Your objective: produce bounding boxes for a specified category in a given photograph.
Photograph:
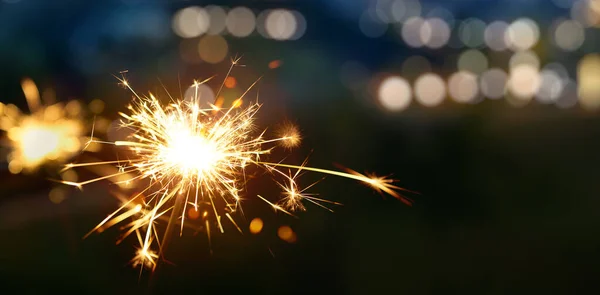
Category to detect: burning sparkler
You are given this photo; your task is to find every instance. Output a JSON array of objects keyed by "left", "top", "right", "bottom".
[
  {"left": 63, "top": 59, "right": 413, "bottom": 270},
  {"left": 0, "top": 78, "right": 88, "bottom": 174}
]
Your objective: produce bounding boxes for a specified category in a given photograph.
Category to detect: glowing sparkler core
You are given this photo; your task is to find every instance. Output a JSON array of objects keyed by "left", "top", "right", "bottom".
[
  {"left": 1, "top": 79, "right": 85, "bottom": 174},
  {"left": 63, "top": 61, "right": 412, "bottom": 271}
]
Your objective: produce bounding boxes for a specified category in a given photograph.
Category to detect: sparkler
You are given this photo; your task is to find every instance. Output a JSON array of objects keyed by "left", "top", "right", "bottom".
[
  {"left": 0, "top": 78, "right": 86, "bottom": 174},
  {"left": 63, "top": 59, "right": 413, "bottom": 271}
]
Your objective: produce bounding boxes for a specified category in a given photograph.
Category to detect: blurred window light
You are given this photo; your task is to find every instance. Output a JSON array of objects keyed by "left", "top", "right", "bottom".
[
  {"left": 421, "top": 18, "right": 451, "bottom": 49},
  {"left": 172, "top": 6, "right": 210, "bottom": 38},
  {"left": 480, "top": 68, "right": 508, "bottom": 99},
  {"left": 206, "top": 5, "right": 227, "bottom": 35},
  {"left": 508, "top": 64, "right": 541, "bottom": 101},
  {"left": 360, "top": 10, "right": 388, "bottom": 38},
  {"left": 226, "top": 7, "right": 256, "bottom": 37},
  {"left": 506, "top": 18, "right": 540, "bottom": 51},
  {"left": 484, "top": 21, "right": 510, "bottom": 51},
  {"left": 509, "top": 50, "right": 540, "bottom": 70},
  {"left": 448, "top": 71, "right": 479, "bottom": 103},
  {"left": 458, "top": 49, "right": 488, "bottom": 74},
  {"left": 378, "top": 76, "right": 412, "bottom": 111},
  {"left": 552, "top": 19, "right": 585, "bottom": 51},
  {"left": 415, "top": 73, "right": 446, "bottom": 107},
  {"left": 391, "top": 0, "right": 421, "bottom": 23},
  {"left": 265, "top": 9, "right": 298, "bottom": 40},
  {"left": 536, "top": 69, "right": 565, "bottom": 103},
  {"left": 458, "top": 18, "right": 486, "bottom": 48},
  {"left": 401, "top": 17, "right": 426, "bottom": 47},
  {"left": 198, "top": 35, "right": 228, "bottom": 64},
  {"left": 578, "top": 54, "right": 600, "bottom": 110}
]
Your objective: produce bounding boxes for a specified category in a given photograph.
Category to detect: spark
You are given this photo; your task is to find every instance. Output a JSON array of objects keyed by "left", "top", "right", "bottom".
[
  {"left": 0, "top": 78, "right": 86, "bottom": 174},
  {"left": 63, "top": 60, "right": 412, "bottom": 272}
]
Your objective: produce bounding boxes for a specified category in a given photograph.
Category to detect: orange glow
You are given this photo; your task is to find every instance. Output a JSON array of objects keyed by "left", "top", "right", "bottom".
[
  {"left": 269, "top": 60, "right": 282, "bottom": 69},
  {"left": 188, "top": 208, "right": 201, "bottom": 220},
  {"left": 277, "top": 225, "right": 297, "bottom": 243},
  {"left": 249, "top": 218, "right": 264, "bottom": 234},
  {"left": 224, "top": 76, "right": 237, "bottom": 88}
]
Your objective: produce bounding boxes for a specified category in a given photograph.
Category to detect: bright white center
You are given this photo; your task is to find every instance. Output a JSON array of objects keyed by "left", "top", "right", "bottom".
[{"left": 164, "top": 130, "right": 221, "bottom": 174}]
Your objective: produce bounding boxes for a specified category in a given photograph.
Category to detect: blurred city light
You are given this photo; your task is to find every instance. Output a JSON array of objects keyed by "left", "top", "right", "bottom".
[
  {"left": 172, "top": 6, "right": 209, "bottom": 38},
  {"left": 226, "top": 7, "right": 256, "bottom": 37},
  {"left": 414, "top": 73, "right": 446, "bottom": 107},
  {"left": 378, "top": 76, "right": 412, "bottom": 111},
  {"left": 578, "top": 54, "right": 600, "bottom": 110},
  {"left": 448, "top": 71, "right": 479, "bottom": 104}
]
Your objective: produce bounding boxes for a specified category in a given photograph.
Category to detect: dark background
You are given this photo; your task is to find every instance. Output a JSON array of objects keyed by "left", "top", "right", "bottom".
[{"left": 2, "top": 0, "right": 600, "bottom": 294}]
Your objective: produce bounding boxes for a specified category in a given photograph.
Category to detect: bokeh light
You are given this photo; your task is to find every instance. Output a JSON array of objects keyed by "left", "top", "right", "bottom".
[
  {"left": 578, "top": 54, "right": 600, "bottom": 110},
  {"left": 401, "top": 17, "right": 426, "bottom": 47},
  {"left": 206, "top": 5, "right": 227, "bottom": 35},
  {"left": 458, "top": 49, "right": 488, "bottom": 74},
  {"left": 536, "top": 69, "right": 564, "bottom": 103},
  {"left": 507, "top": 64, "right": 541, "bottom": 102},
  {"left": 509, "top": 50, "right": 540, "bottom": 70},
  {"left": 421, "top": 18, "right": 451, "bottom": 49},
  {"left": 458, "top": 18, "right": 486, "bottom": 48},
  {"left": 448, "top": 71, "right": 479, "bottom": 103},
  {"left": 484, "top": 21, "right": 509, "bottom": 51},
  {"left": 480, "top": 68, "right": 508, "bottom": 99},
  {"left": 552, "top": 19, "right": 585, "bottom": 51},
  {"left": 172, "top": 6, "right": 209, "bottom": 38},
  {"left": 378, "top": 76, "right": 412, "bottom": 111},
  {"left": 265, "top": 9, "right": 298, "bottom": 40},
  {"left": 414, "top": 73, "right": 446, "bottom": 107},
  {"left": 198, "top": 35, "right": 228, "bottom": 64},
  {"left": 226, "top": 7, "right": 256, "bottom": 37},
  {"left": 506, "top": 18, "right": 540, "bottom": 51}
]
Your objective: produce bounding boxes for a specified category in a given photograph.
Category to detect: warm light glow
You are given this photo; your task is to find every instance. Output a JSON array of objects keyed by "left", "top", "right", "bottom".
[
  {"left": 172, "top": 6, "right": 209, "bottom": 38},
  {"left": 578, "top": 54, "right": 600, "bottom": 110},
  {"left": 63, "top": 62, "right": 412, "bottom": 271},
  {"left": 277, "top": 225, "right": 297, "bottom": 243},
  {"left": 414, "top": 73, "right": 446, "bottom": 107},
  {"left": 378, "top": 76, "right": 412, "bottom": 111},
  {"left": 507, "top": 64, "right": 541, "bottom": 103},
  {"left": 448, "top": 71, "right": 479, "bottom": 103},
  {"left": 249, "top": 218, "right": 263, "bottom": 234},
  {"left": 506, "top": 18, "right": 539, "bottom": 51},
  {"left": 264, "top": 9, "right": 298, "bottom": 40},
  {"left": 198, "top": 35, "right": 228, "bottom": 64},
  {"left": 1, "top": 79, "right": 85, "bottom": 174}
]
